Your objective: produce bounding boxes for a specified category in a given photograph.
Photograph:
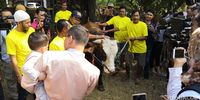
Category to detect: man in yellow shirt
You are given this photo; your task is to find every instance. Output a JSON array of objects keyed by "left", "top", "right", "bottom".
[
  {"left": 49, "top": 19, "right": 70, "bottom": 50},
  {"left": 122, "top": 10, "right": 148, "bottom": 84},
  {"left": 6, "top": 10, "right": 35, "bottom": 99},
  {"left": 55, "top": 1, "right": 72, "bottom": 23},
  {"left": 99, "top": 6, "right": 131, "bottom": 69}
]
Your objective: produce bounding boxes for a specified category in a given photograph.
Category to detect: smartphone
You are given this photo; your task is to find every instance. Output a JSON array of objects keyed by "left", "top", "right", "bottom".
[
  {"left": 132, "top": 93, "right": 147, "bottom": 100},
  {"left": 173, "top": 48, "right": 185, "bottom": 58}
]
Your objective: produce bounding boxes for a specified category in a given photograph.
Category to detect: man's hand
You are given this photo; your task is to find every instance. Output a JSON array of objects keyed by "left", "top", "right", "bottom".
[
  {"left": 173, "top": 47, "right": 187, "bottom": 68},
  {"left": 84, "top": 47, "right": 94, "bottom": 53},
  {"left": 173, "top": 58, "right": 187, "bottom": 68},
  {"left": 38, "top": 19, "right": 44, "bottom": 29},
  {"left": 160, "top": 95, "right": 168, "bottom": 100},
  {"left": 148, "top": 24, "right": 155, "bottom": 33},
  {"left": 17, "top": 75, "right": 22, "bottom": 84},
  {"left": 102, "top": 30, "right": 108, "bottom": 34},
  {"left": 127, "top": 37, "right": 135, "bottom": 41},
  {"left": 38, "top": 72, "right": 46, "bottom": 80}
]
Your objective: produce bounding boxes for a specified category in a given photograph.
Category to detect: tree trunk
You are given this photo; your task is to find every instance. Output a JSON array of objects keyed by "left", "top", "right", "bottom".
[{"left": 80, "top": 0, "right": 96, "bottom": 24}]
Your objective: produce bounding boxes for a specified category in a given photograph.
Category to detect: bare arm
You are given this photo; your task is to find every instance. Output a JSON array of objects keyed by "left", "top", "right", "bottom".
[
  {"left": 88, "top": 34, "right": 105, "bottom": 39},
  {"left": 104, "top": 28, "right": 119, "bottom": 33},
  {"left": 9, "top": 55, "right": 21, "bottom": 83},
  {"left": 98, "top": 22, "right": 108, "bottom": 27},
  {"left": 128, "top": 36, "right": 147, "bottom": 41}
]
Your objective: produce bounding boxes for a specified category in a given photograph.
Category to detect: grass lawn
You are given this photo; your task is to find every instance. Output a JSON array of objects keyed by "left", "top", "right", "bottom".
[{"left": 85, "top": 70, "right": 167, "bottom": 100}]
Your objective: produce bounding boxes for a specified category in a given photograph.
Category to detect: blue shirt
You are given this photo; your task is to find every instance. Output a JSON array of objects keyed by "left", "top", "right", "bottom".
[{"left": 0, "top": 30, "right": 10, "bottom": 62}]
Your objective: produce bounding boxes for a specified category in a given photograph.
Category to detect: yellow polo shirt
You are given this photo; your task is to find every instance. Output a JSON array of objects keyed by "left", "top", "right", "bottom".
[
  {"left": 6, "top": 27, "right": 35, "bottom": 75},
  {"left": 55, "top": 10, "right": 72, "bottom": 23},
  {"left": 49, "top": 36, "right": 65, "bottom": 51},
  {"left": 123, "top": 21, "right": 148, "bottom": 53},
  {"left": 106, "top": 16, "right": 131, "bottom": 42}
]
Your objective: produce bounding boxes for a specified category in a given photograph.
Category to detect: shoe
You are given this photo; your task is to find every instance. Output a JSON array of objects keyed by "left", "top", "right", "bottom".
[{"left": 97, "top": 85, "right": 105, "bottom": 92}]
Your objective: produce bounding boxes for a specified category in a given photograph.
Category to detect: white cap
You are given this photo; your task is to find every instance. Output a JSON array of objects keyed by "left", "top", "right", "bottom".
[
  {"left": 107, "top": 3, "right": 114, "bottom": 7},
  {"left": 14, "top": 10, "right": 30, "bottom": 22}
]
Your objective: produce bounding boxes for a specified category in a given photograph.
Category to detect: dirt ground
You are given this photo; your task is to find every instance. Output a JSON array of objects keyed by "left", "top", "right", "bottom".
[{"left": 85, "top": 70, "right": 167, "bottom": 100}]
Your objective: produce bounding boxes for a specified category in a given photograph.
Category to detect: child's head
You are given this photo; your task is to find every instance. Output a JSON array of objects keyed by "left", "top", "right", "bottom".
[{"left": 28, "top": 31, "right": 49, "bottom": 53}]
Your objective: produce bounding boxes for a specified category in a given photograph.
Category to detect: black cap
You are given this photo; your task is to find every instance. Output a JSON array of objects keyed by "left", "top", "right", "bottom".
[{"left": 72, "top": 10, "right": 82, "bottom": 19}]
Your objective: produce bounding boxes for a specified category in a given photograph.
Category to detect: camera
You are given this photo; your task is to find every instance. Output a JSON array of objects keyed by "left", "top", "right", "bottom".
[{"left": 173, "top": 47, "right": 186, "bottom": 58}]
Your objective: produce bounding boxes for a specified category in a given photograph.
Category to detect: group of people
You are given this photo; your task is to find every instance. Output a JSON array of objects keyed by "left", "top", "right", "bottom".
[
  {"left": 1, "top": 1, "right": 200, "bottom": 100},
  {"left": 0, "top": 1, "right": 102, "bottom": 100}
]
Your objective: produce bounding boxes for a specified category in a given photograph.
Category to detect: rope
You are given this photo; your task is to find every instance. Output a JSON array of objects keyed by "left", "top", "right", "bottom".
[{"left": 92, "top": 54, "right": 112, "bottom": 73}]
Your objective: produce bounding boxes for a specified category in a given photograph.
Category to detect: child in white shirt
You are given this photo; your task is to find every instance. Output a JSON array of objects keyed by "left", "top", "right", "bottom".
[{"left": 21, "top": 31, "right": 49, "bottom": 100}]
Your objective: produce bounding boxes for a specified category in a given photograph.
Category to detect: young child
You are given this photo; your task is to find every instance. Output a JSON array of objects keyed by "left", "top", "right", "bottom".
[{"left": 21, "top": 31, "right": 49, "bottom": 100}]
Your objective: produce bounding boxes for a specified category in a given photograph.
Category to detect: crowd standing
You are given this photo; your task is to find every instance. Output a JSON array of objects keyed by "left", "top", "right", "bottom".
[{"left": 0, "top": 1, "right": 200, "bottom": 100}]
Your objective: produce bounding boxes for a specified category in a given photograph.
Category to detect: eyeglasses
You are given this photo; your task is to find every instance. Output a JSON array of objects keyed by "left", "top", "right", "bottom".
[
  {"left": 108, "top": 6, "right": 114, "bottom": 9},
  {"left": 74, "top": 17, "right": 81, "bottom": 21}
]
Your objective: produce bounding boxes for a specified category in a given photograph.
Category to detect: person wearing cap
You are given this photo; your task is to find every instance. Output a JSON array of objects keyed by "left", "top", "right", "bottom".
[
  {"left": 49, "top": 19, "right": 70, "bottom": 50},
  {"left": 104, "top": 3, "right": 115, "bottom": 17},
  {"left": 54, "top": 1, "right": 72, "bottom": 23},
  {"left": 68, "top": 10, "right": 105, "bottom": 39},
  {"left": 102, "top": 3, "right": 117, "bottom": 38},
  {"left": 0, "top": 8, "right": 18, "bottom": 100},
  {"left": 6, "top": 10, "right": 35, "bottom": 100},
  {"left": 68, "top": 10, "right": 82, "bottom": 27}
]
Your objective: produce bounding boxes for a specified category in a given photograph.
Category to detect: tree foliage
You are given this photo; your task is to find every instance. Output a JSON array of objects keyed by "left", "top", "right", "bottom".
[{"left": 97, "top": 0, "right": 187, "bottom": 14}]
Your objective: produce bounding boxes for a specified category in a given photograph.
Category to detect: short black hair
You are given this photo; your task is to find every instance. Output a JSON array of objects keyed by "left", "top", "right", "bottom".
[
  {"left": 36, "top": 7, "right": 47, "bottom": 14},
  {"left": 146, "top": 9, "right": 155, "bottom": 15},
  {"left": 56, "top": 19, "right": 69, "bottom": 33},
  {"left": 28, "top": 32, "right": 49, "bottom": 50},
  {"left": 119, "top": 5, "right": 126, "bottom": 10},
  {"left": 1, "top": 7, "right": 12, "bottom": 13},
  {"left": 131, "top": 9, "right": 140, "bottom": 16},
  {"left": 67, "top": 25, "right": 89, "bottom": 45}
]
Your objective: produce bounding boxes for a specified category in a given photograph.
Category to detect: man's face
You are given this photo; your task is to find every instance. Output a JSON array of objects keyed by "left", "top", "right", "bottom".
[
  {"left": 71, "top": 17, "right": 80, "bottom": 25},
  {"left": 108, "top": 6, "right": 114, "bottom": 12},
  {"left": 37, "top": 11, "right": 46, "bottom": 21},
  {"left": 119, "top": 8, "right": 126, "bottom": 17},
  {"left": 2, "top": 11, "right": 13, "bottom": 24},
  {"left": 21, "top": 18, "right": 31, "bottom": 33},
  {"left": 132, "top": 11, "right": 140, "bottom": 23},
  {"left": 145, "top": 11, "right": 154, "bottom": 21},
  {"left": 61, "top": 2, "right": 67, "bottom": 10},
  {"left": 64, "top": 34, "right": 73, "bottom": 50}
]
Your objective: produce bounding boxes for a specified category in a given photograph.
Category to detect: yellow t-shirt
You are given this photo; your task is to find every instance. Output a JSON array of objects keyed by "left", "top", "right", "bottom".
[
  {"left": 49, "top": 36, "right": 65, "bottom": 51},
  {"left": 55, "top": 10, "right": 72, "bottom": 23},
  {"left": 6, "top": 27, "right": 35, "bottom": 75},
  {"left": 124, "top": 21, "right": 148, "bottom": 53},
  {"left": 106, "top": 16, "right": 131, "bottom": 42}
]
